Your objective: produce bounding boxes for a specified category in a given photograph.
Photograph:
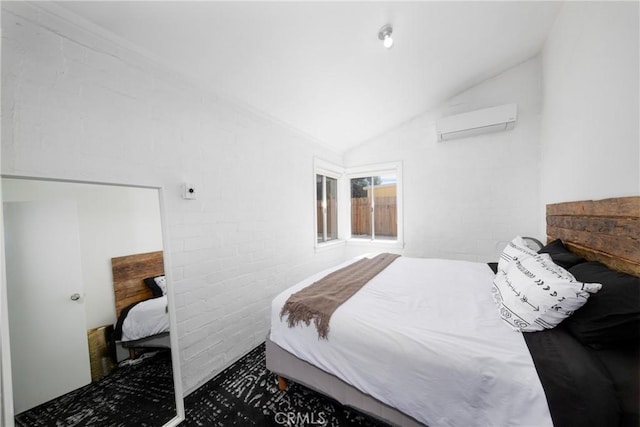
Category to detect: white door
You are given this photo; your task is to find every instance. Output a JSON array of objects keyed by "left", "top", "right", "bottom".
[{"left": 4, "top": 200, "right": 91, "bottom": 414}]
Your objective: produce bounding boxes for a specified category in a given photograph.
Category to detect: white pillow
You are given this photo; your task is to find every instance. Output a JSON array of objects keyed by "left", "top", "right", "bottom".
[
  {"left": 154, "top": 275, "right": 167, "bottom": 295},
  {"left": 497, "top": 236, "right": 538, "bottom": 273},
  {"left": 492, "top": 253, "right": 602, "bottom": 332}
]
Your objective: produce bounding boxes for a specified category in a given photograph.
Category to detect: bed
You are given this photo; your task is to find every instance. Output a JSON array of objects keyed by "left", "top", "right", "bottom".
[
  {"left": 111, "top": 251, "right": 171, "bottom": 351},
  {"left": 267, "top": 196, "right": 639, "bottom": 427}
]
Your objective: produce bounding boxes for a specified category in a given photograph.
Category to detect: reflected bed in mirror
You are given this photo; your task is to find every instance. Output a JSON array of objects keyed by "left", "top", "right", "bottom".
[
  {"left": 112, "top": 251, "right": 171, "bottom": 358},
  {"left": 1, "top": 176, "right": 184, "bottom": 427}
]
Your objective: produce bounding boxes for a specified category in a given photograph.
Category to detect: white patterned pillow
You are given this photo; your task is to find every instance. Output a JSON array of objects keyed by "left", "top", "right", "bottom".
[
  {"left": 492, "top": 253, "right": 602, "bottom": 332},
  {"left": 154, "top": 275, "right": 167, "bottom": 295},
  {"left": 497, "top": 236, "right": 538, "bottom": 273}
]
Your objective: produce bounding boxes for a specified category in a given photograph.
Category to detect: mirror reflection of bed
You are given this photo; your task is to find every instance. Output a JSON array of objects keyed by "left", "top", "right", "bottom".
[
  {"left": 2, "top": 177, "right": 181, "bottom": 426},
  {"left": 112, "top": 250, "right": 171, "bottom": 361}
]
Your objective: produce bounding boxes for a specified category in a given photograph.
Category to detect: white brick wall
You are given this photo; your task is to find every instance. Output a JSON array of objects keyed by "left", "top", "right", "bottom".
[
  {"left": 344, "top": 58, "right": 544, "bottom": 263},
  {"left": 1, "top": 3, "right": 346, "bottom": 395}
]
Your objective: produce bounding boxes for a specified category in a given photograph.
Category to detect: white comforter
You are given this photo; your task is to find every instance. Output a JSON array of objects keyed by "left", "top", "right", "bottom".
[
  {"left": 121, "top": 295, "right": 170, "bottom": 342},
  {"left": 270, "top": 256, "right": 552, "bottom": 427}
]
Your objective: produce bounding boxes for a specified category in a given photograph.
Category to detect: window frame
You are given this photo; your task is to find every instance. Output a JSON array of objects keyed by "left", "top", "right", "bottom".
[
  {"left": 346, "top": 161, "right": 403, "bottom": 248},
  {"left": 314, "top": 158, "right": 345, "bottom": 250},
  {"left": 313, "top": 159, "right": 403, "bottom": 250}
]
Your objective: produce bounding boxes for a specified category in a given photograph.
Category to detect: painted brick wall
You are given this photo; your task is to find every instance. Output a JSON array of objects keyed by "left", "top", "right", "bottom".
[
  {"left": 344, "top": 58, "right": 543, "bottom": 262},
  {"left": 1, "top": 2, "right": 346, "bottom": 394}
]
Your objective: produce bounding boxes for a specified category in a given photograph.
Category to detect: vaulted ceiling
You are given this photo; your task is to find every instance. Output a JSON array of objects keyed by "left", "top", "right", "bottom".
[{"left": 54, "top": 1, "right": 562, "bottom": 153}]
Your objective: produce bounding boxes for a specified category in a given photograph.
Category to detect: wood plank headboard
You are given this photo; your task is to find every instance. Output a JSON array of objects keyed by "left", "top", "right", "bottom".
[
  {"left": 111, "top": 251, "right": 164, "bottom": 317},
  {"left": 546, "top": 196, "right": 640, "bottom": 277}
]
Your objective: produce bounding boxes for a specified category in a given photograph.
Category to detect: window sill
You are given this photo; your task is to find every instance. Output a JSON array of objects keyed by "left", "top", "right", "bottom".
[
  {"left": 315, "top": 239, "right": 346, "bottom": 252},
  {"left": 347, "top": 238, "right": 404, "bottom": 250}
]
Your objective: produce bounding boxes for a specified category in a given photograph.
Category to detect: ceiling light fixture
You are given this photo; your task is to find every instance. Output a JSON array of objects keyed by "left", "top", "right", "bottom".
[{"left": 378, "top": 24, "right": 393, "bottom": 49}]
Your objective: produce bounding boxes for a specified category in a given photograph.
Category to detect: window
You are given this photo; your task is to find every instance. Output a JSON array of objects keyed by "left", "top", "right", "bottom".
[
  {"left": 314, "top": 159, "right": 402, "bottom": 248},
  {"left": 350, "top": 173, "right": 398, "bottom": 240},
  {"left": 316, "top": 173, "right": 338, "bottom": 243}
]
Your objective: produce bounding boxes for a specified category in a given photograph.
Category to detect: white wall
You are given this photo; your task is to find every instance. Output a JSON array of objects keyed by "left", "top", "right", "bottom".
[
  {"left": 1, "top": 2, "right": 346, "bottom": 395},
  {"left": 1, "top": 179, "right": 163, "bottom": 329},
  {"left": 540, "top": 2, "right": 639, "bottom": 207},
  {"left": 345, "top": 1, "right": 639, "bottom": 258},
  {"left": 344, "top": 57, "right": 543, "bottom": 262}
]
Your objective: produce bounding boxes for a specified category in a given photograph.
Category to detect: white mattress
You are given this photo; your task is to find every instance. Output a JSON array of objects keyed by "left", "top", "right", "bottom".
[
  {"left": 270, "top": 256, "right": 553, "bottom": 427},
  {"left": 121, "top": 295, "right": 170, "bottom": 342}
]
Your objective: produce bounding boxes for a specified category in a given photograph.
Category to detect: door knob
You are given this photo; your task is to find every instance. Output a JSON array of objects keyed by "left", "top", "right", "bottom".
[{"left": 70, "top": 293, "right": 81, "bottom": 301}]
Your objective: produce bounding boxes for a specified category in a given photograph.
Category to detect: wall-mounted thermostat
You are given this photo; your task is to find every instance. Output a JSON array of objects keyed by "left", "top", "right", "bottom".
[{"left": 182, "top": 183, "right": 196, "bottom": 200}]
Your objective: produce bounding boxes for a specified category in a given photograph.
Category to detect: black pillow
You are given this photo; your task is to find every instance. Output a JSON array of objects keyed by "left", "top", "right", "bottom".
[
  {"left": 538, "top": 239, "right": 586, "bottom": 270},
  {"left": 565, "top": 262, "right": 640, "bottom": 347},
  {"left": 143, "top": 275, "right": 164, "bottom": 298}
]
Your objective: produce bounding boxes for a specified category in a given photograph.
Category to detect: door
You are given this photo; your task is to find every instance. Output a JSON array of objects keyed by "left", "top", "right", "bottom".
[{"left": 4, "top": 200, "right": 91, "bottom": 414}]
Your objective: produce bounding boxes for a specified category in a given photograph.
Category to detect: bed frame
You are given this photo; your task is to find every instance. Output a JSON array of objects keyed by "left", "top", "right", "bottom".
[
  {"left": 266, "top": 196, "right": 640, "bottom": 427},
  {"left": 111, "top": 251, "right": 171, "bottom": 350}
]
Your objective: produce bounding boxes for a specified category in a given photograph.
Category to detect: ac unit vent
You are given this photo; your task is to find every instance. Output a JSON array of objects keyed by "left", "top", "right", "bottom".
[{"left": 436, "top": 104, "right": 518, "bottom": 142}]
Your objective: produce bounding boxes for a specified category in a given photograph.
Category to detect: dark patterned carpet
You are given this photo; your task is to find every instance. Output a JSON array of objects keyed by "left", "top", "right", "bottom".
[
  {"left": 182, "top": 343, "right": 389, "bottom": 427},
  {"left": 15, "top": 344, "right": 390, "bottom": 427},
  {"left": 15, "top": 350, "right": 176, "bottom": 427}
]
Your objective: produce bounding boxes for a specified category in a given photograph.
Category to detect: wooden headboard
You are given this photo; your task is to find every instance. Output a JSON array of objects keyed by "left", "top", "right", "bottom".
[
  {"left": 546, "top": 196, "right": 640, "bottom": 277},
  {"left": 111, "top": 251, "right": 164, "bottom": 317}
]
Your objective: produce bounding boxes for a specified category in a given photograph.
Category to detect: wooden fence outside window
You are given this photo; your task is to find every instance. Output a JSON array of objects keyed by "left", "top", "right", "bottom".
[{"left": 317, "top": 197, "right": 397, "bottom": 238}]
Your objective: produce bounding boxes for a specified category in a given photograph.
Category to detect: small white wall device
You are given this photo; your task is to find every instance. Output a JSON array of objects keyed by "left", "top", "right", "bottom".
[
  {"left": 182, "top": 183, "right": 196, "bottom": 200},
  {"left": 436, "top": 103, "right": 518, "bottom": 141}
]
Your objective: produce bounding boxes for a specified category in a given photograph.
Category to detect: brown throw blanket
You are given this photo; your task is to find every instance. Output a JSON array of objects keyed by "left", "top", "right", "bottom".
[{"left": 280, "top": 253, "right": 401, "bottom": 339}]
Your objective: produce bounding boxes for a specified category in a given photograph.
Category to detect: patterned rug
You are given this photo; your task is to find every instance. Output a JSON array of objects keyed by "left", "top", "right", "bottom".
[
  {"left": 15, "top": 344, "right": 390, "bottom": 426},
  {"left": 15, "top": 350, "right": 176, "bottom": 427},
  {"left": 183, "top": 343, "right": 389, "bottom": 427}
]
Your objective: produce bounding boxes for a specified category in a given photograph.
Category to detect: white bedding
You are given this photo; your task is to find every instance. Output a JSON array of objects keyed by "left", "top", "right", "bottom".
[
  {"left": 270, "top": 256, "right": 553, "bottom": 427},
  {"left": 121, "top": 295, "right": 170, "bottom": 342}
]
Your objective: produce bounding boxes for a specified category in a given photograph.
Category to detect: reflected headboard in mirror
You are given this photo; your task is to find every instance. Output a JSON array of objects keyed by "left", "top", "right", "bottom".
[
  {"left": 111, "top": 251, "right": 164, "bottom": 317},
  {"left": 546, "top": 196, "right": 640, "bottom": 277}
]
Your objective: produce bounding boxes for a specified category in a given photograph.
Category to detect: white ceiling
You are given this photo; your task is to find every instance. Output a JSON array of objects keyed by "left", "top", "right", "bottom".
[{"left": 53, "top": 1, "right": 562, "bottom": 153}]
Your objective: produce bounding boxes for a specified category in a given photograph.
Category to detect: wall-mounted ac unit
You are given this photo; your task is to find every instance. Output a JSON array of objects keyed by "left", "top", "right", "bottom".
[{"left": 436, "top": 103, "right": 518, "bottom": 141}]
